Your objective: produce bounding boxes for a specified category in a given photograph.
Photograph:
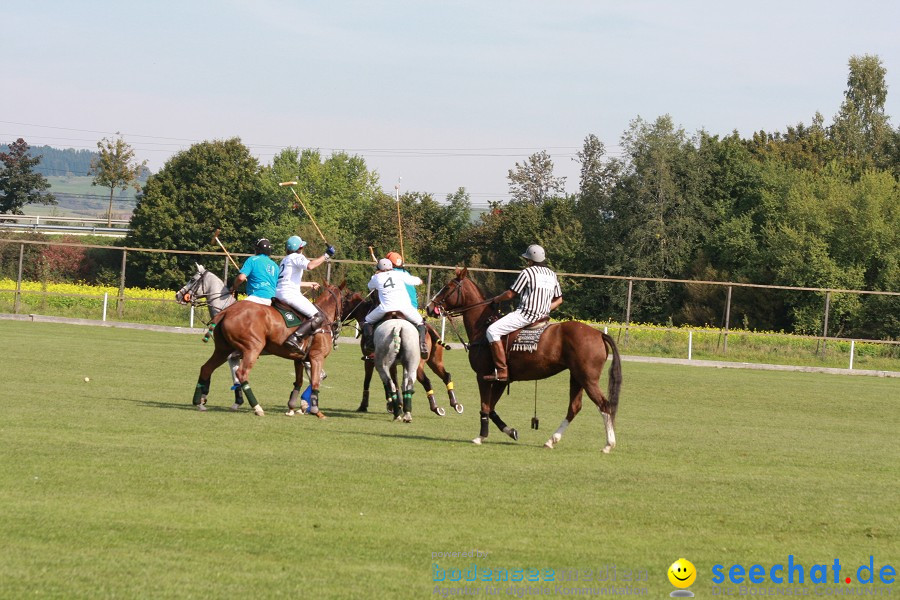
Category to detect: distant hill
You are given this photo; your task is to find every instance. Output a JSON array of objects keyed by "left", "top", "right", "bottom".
[{"left": 1, "top": 143, "right": 151, "bottom": 179}]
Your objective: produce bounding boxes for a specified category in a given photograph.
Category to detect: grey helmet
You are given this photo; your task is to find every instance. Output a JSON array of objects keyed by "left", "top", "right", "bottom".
[
  {"left": 376, "top": 258, "right": 394, "bottom": 272},
  {"left": 521, "top": 244, "right": 546, "bottom": 263}
]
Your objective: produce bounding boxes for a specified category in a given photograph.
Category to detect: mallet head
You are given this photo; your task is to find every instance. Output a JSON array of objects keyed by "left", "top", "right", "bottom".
[{"left": 278, "top": 181, "right": 298, "bottom": 187}]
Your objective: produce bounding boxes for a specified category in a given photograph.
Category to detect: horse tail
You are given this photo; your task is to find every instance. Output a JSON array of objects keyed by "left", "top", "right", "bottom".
[
  {"left": 426, "top": 324, "right": 451, "bottom": 350},
  {"left": 600, "top": 331, "right": 622, "bottom": 417}
]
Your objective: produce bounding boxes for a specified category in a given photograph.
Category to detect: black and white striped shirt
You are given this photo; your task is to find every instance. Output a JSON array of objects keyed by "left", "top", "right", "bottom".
[{"left": 510, "top": 265, "right": 562, "bottom": 321}]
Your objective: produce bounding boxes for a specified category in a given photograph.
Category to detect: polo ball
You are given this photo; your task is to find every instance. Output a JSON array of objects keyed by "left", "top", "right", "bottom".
[{"left": 84, "top": 377, "right": 91, "bottom": 382}]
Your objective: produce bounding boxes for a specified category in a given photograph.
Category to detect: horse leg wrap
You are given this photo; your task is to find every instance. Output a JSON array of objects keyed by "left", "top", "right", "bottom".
[
  {"left": 288, "top": 382, "right": 302, "bottom": 410},
  {"left": 489, "top": 410, "right": 508, "bottom": 431},
  {"left": 427, "top": 390, "right": 437, "bottom": 410},
  {"left": 391, "top": 392, "right": 401, "bottom": 417},
  {"left": 308, "top": 389, "right": 320, "bottom": 414},
  {"left": 192, "top": 378, "right": 210, "bottom": 405},
  {"left": 479, "top": 411, "right": 490, "bottom": 438},
  {"left": 233, "top": 387, "right": 244, "bottom": 406},
  {"left": 240, "top": 382, "right": 259, "bottom": 408},
  {"left": 402, "top": 390, "right": 413, "bottom": 413},
  {"left": 202, "top": 323, "right": 215, "bottom": 343}
]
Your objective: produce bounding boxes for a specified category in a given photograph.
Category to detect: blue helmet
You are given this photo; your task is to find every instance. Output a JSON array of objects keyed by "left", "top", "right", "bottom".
[{"left": 286, "top": 235, "right": 307, "bottom": 252}]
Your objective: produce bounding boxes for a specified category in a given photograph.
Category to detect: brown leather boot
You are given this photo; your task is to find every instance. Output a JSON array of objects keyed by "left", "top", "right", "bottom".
[{"left": 483, "top": 340, "right": 508, "bottom": 381}]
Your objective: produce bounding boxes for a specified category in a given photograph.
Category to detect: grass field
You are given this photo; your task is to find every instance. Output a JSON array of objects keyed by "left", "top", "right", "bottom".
[{"left": 2, "top": 321, "right": 898, "bottom": 599}]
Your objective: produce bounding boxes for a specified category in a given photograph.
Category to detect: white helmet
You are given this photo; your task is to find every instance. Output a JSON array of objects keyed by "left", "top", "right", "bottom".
[
  {"left": 521, "top": 244, "right": 546, "bottom": 263},
  {"left": 377, "top": 258, "right": 393, "bottom": 272}
]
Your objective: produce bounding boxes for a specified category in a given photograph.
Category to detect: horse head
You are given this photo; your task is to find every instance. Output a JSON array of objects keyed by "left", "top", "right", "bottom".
[
  {"left": 427, "top": 267, "right": 483, "bottom": 317},
  {"left": 175, "top": 264, "right": 208, "bottom": 304},
  {"left": 315, "top": 280, "right": 347, "bottom": 324},
  {"left": 341, "top": 289, "right": 374, "bottom": 325}
]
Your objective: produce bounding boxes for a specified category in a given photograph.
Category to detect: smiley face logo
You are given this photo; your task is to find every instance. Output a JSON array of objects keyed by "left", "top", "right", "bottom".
[{"left": 668, "top": 558, "right": 697, "bottom": 588}]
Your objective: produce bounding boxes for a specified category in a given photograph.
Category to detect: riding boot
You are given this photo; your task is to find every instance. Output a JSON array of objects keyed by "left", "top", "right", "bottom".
[
  {"left": 285, "top": 310, "right": 325, "bottom": 352},
  {"left": 362, "top": 322, "right": 375, "bottom": 355},
  {"left": 416, "top": 322, "right": 428, "bottom": 359},
  {"left": 483, "top": 340, "right": 508, "bottom": 382}
]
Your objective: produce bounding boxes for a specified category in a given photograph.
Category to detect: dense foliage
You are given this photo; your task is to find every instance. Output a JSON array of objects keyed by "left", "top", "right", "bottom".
[{"left": 114, "top": 55, "right": 900, "bottom": 338}]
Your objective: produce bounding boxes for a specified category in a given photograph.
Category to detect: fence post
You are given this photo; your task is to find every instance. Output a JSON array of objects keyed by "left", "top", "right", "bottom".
[
  {"left": 102, "top": 293, "right": 108, "bottom": 321},
  {"left": 849, "top": 340, "right": 855, "bottom": 370},
  {"left": 623, "top": 279, "right": 633, "bottom": 344},
  {"left": 117, "top": 249, "right": 127, "bottom": 318},
  {"left": 426, "top": 268, "right": 433, "bottom": 304},
  {"left": 820, "top": 291, "right": 831, "bottom": 358},
  {"left": 688, "top": 330, "right": 693, "bottom": 360},
  {"left": 723, "top": 286, "right": 733, "bottom": 354},
  {"left": 14, "top": 243, "right": 24, "bottom": 314},
  {"left": 190, "top": 305, "right": 194, "bottom": 328}
]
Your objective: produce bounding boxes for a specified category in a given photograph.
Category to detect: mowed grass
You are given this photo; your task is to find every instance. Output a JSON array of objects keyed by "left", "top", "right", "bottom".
[{"left": 1, "top": 320, "right": 898, "bottom": 599}]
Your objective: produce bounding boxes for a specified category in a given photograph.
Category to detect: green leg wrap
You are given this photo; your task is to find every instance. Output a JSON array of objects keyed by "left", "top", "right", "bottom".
[
  {"left": 403, "top": 390, "right": 413, "bottom": 413},
  {"left": 241, "top": 382, "right": 259, "bottom": 408},
  {"left": 391, "top": 392, "right": 401, "bottom": 417},
  {"left": 193, "top": 378, "right": 210, "bottom": 405}
]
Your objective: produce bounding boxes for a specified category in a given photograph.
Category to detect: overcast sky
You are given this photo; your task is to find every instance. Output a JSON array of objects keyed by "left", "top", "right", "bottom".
[{"left": 3, "top": 1, "right": 899, "bottom": 206}]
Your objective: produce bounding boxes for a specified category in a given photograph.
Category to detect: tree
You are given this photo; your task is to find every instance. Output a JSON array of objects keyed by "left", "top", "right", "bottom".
[
  {"left": 831, "top": 54, "right": 893, "bottom": 172},
  {"left": 90, "top": 134, "right": 148, "bottom": 226},
  {"left": 126, "top": 138, "right": 263, "bottom": 288},
  {"left": 0, "top": 138, "right": 56, "bottom": 214},
  {"left": 507, "top": 150, "right": 566, "bottom": 204}
]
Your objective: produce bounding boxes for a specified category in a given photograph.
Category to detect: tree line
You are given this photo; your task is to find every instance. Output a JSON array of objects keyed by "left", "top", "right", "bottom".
[{"left": 3, "top": 55, "right": 898, "bottom": 339}]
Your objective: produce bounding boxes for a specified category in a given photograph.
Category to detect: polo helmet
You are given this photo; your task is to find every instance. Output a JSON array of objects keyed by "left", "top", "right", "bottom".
[
  {"left": 521, "top": 244, "right": 546, "bottom": 263},
  {"left": 286, "top": 235, "right": 306, "bottom": 252}
]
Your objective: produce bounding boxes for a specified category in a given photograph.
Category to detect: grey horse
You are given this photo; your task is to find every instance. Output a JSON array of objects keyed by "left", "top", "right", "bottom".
[{"left": 373, "top": 319, "right": 420, "bottom": 422}]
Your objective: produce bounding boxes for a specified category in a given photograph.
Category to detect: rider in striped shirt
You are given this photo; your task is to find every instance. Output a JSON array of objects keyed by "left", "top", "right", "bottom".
[{"left": 483, "top": 244, "right": 563, "bottom": 382}]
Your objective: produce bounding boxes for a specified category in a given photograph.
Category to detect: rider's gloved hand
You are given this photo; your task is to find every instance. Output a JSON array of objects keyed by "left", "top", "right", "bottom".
[{"left": 325, "top": 245, "right": 336, "bottom": 257}]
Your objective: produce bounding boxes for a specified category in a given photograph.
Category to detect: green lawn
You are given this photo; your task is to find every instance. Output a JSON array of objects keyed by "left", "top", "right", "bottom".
[{"left": 1, "top": 321, "right": 897, "bottom": 598}]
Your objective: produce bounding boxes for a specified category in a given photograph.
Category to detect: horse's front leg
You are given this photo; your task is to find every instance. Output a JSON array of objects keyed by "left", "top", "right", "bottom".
[
  {"left": 228, "top": 351, "right": 244, "bottom": 411},
  {"left": 357, "top": 347, "right": 374, "bottom": 412},
  {"left": 286, "top": 359, "right": 306, "bottom": 416},
  {"left": 473, "top": 382, "right": 516, "bottom": 444}
]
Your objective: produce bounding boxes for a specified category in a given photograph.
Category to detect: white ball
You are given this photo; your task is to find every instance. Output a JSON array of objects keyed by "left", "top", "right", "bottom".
[{"left": 84, "top": 377, "right": 90, "bottom": 382}]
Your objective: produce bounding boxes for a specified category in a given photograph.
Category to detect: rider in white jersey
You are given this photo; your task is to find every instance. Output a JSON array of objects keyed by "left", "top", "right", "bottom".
[
  {"left": 363, "top": 258, "right": 428, "bottom": 358},
  {"left": 277, "top": 235, "right": 335, "bottom": 352}
]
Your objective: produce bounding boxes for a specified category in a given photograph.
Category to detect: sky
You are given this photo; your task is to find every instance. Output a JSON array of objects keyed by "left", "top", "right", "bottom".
[{"left": 3, "top": 0, "right": 900, "bottom": 207}]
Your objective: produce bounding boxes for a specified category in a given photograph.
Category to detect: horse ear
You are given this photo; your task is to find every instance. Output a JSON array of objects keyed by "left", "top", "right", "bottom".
[
  {"left": 196, "top": 263, "right": 205, "bottom": 273},
  {"left": 457, "top": 267, "right": 468, "bottom": 279},
  {"left": 339, "top": 279, "right": 347, "bottom": 290}
]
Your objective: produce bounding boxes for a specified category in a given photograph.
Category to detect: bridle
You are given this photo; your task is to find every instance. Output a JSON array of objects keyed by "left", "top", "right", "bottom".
[{"left": 428, "top": 278, "right": 494, "bottom": 318}]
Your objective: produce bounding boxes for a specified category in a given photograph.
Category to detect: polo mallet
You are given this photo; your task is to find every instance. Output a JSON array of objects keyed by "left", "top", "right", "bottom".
[
  {"left": 279, "top": 181, "right": 329, "bottom": 245},
  {"left": 212, "top": 228, "right": 241, "bottom": 271},
  {"left": 368, "top": 246, "right": 378, "bottom": 263}
]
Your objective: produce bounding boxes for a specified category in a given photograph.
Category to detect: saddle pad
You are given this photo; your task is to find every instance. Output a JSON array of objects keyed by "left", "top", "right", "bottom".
[
  {"left": 510, "top": 325, "right": 548, "bottom": 353},
  {"left": 272, "top": 303, "right": 304, "bottom": 328}
]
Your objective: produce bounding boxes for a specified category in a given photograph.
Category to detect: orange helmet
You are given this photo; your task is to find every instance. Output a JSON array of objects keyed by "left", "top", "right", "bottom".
[{"left": 386, "top": 251, "right": 403, "bottom": 267}]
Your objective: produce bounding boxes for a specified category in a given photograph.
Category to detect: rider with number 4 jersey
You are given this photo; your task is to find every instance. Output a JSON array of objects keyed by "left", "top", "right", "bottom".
[{"left": 363, "top": 258, "right": 428, "bottom": 358}]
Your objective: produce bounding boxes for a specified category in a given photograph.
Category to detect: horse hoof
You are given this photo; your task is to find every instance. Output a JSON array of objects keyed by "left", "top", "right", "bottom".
[
  {"left": 356, "top": 405, "right": 368, "bottom": 413},
  {"left": 471, "top": 437, "right": 483, "bottom": 445},
  {"left": 544, "top": 440, "right": 555, "bottom": 449},
  {"left": 285, "top": 410, "right": 296, "bottom": 417},
  {"left": 402, "top": 412, "right": 412, "bottom": 423},
  {"left": 453, "top": 404, "right": 464, "bottom": 414},
  {"left": 229, "top": 403, "right": 240, "bottom": 412},
  {"left": 254, "top": 407, "right": 265, "bottom": 417},
  {"left": 602, "top": 445, "right": 613, "bottom": 454},
  {"left": 315, "top": 412, "right": 327, "bottom": 420},
  {"left": 431, "top": 406, "right": 446, "bottom": 417}
]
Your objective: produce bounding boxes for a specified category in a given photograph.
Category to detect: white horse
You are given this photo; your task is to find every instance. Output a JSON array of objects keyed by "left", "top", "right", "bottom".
[{"left": 373, "top": 319, "right": 420, "bottom": 423}]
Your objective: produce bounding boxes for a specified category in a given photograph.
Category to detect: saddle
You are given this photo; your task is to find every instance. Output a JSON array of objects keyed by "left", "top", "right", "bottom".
[
  {"left": 373, "top": 311, "right": 416, "bottom": 329},
  {"left": 506, "top": 317, "right": 551, "bottom": 353},
  {"left": 271, "top": 299, "right": 306, "bottom": 328}
]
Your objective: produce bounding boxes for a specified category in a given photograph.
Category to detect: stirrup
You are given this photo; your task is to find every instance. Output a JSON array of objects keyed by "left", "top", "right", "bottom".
[
  {"left": 483, "top": 369, "right": 508, "bottom": 382},
  {"left": 285, "top": 333, "right": 304, "bottom": 352}
]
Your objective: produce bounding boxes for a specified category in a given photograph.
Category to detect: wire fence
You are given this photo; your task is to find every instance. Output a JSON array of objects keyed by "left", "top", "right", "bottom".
[{"left": 2, "top": 237, "right": 899, "bottom": 372}]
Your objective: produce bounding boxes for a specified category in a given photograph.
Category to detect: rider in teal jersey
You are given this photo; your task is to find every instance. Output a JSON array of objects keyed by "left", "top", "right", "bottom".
[{"left": 233, "top": 238, "right": 278, "bottom": 304}]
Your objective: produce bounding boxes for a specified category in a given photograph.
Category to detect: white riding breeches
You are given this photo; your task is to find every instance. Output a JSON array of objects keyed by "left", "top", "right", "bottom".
[
  {"left": 276, "top": 289, "right": 318, "bottom": 318},
  {"left": 243, "top": 295, "right": 272, "bottom": 306},
  {"left": 365, "top": 304, "right": 423, "bottom": 326},
  {"left": 486, "top": 310, "right": 534, "bottom": 343}
]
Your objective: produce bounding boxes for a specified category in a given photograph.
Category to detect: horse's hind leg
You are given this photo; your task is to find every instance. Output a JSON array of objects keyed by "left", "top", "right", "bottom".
[
  {"left": 234, "top": 349, "right": 265, "bottom": 416},
  {"left": 286, "top": 359, "right": 306, "bottom": 417},
  {"left": 582, "top": 374, "right": 616, "bottom": 453},
  {"left": 227, "top": 351, "right": 244, "bottom": 411},
  {"left": 428, "top": 345, "right": 462, "bottom": 414},
  {"left": 357, "top": 354, "right": 375, "bottom": 412},
  {"left": 194, "top": 345, "right": 232, "bottom": 411},
  {"left": 545, "top": 375, "right": 584, "bottom": 449},
  {"left": 418, "top": 364, "right": 445, "bottom": 417}
]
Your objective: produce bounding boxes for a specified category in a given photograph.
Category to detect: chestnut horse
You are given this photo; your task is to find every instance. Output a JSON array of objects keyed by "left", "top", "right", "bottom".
[
  {"left": 192, "top": 281, "right": 347, "bottom": 418},
  {"left": 426, "top": 268, "right": 622, "bottom": 452},
  {"left": 342, "top": 291, "right": 463, "bottom": 416}
]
